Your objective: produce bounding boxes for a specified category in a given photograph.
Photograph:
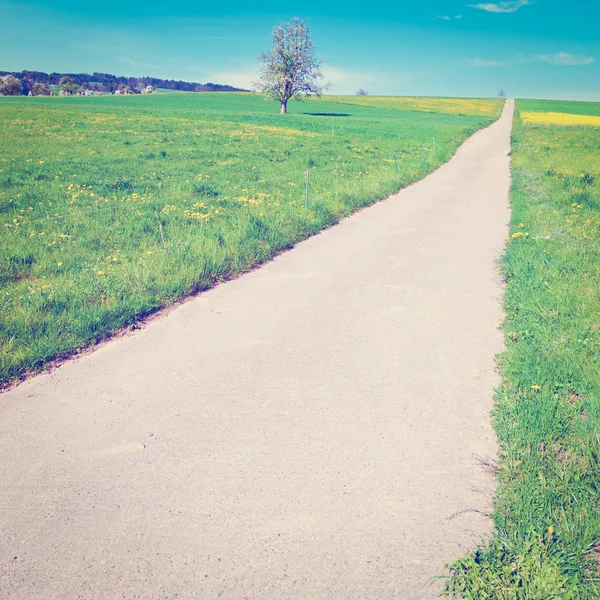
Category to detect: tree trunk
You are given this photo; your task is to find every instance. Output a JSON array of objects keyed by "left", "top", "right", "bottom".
[{"left": 280, "top": 101, "right": 287, "bottom": 115}]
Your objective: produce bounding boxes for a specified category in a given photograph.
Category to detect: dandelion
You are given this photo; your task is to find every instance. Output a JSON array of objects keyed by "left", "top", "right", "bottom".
[
  {"left": 97, "top": 271, "right": 106, "bottom": 275},
  {"left": 57, "top": 262, "right": 63, "bottom": 267},
  {"left": 531, "top": 385, "right": 541, "bottom": 391}
]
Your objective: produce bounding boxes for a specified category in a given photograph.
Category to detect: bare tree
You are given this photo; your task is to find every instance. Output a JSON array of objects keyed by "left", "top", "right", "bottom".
[
  {"left": 356, "top": 88, "right": 368, "bottom": 96},
  {"left": 254, "top": 17, "right": 327, "bottom": 115}
]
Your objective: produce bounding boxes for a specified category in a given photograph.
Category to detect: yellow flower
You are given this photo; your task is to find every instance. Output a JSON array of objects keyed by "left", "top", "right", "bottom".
[
  {"left": 57, "top": 262, "right": 63, "bottom": 267},
  {"left": 521, "top": 111, "right": 600, "bottom": 127},
  {"left": 531, "top": 385, "right": 541, "bottom": 391},
  {"left": 97, "top": 271, "right": 106, "bottom": 275}
]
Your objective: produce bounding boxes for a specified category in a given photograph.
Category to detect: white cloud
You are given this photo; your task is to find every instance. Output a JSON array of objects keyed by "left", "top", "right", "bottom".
[
  {"left": 539, "top": 52, "right": 594, "bottom": 66},
  {"left": 118, "top": 56, "right": 137, "bottom": 66},
  {"left": 204, "top": 69, "right": 259, "bottom": 89},
  {"left": 469, "top": 0, "right": 533, "bottom": 13},
  {"left": 321, "top": 65, "right": 352, "bottom": 84},
  {"left": 320, "top": 65, "right": 393, "bottom": 94},
  {"left": 143, "top": 63, "right": 179, "bottom": 71},
  {"left": 469, "top": 58, "right": 508, "bottom": 66},
  {"left": 432, "top": 15, "right": 462, "bottom": 20}
]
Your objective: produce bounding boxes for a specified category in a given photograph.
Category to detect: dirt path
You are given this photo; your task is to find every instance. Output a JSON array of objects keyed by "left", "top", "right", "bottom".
[{"left": 1, "top": 100, "right": 513, "bottom": 600}]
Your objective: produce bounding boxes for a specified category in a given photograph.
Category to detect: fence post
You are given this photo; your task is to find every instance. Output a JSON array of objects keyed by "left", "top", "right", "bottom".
[
  {"left": 393, "top": 153, "right": 398, "bottom": 173},
  {"left": 305, "top": 170, "right": 310, "bottom": 209}
]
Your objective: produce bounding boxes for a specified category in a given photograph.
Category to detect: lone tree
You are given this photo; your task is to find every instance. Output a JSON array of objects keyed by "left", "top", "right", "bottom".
[
  {"left": 255, "top": 17, "right": 327, "bottom": 115},
  {"left": 498, "top": 89, "right": 506, "bottom": 97},
  {"left": 356, "top": 88, "right": 368, "bottom": 96}
]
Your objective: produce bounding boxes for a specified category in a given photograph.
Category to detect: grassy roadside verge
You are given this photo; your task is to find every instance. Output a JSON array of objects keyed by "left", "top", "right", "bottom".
[{"left": 445, "top": 101, "right": 600, "bottom": 598}]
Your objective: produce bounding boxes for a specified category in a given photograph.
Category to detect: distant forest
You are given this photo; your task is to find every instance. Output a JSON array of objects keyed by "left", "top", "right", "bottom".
[{"left": 0, "top": 70, "right": 248, "bottom": 94}]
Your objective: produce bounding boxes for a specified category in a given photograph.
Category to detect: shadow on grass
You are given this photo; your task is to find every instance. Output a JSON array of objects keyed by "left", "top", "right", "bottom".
[{"left": 303, "top": 113, "right": 351, "bottom": 117}]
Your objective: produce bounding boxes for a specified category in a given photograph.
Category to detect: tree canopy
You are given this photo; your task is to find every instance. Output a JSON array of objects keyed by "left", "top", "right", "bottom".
[
  {"left": 255, "top": 17, "right": 327, "bottom": 114},
  {"left": 31, "top": 82, "right": 51, "bottom": 96},
  {"left": 0, "top": 70, "right": 247, "bottom": 95},
  {"left": 0, "top": 75, "right": 22, "bottom": 96}
]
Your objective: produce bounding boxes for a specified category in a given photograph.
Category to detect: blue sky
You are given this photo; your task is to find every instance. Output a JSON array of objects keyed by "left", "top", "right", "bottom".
[{"left": 1, "top": 0, "right": 598, "bottom": 99}]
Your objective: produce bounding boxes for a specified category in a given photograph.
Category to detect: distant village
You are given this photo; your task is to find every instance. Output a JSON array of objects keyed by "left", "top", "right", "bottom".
[{"left": 0, "top": 70, "right": 247, "bottom": 96}]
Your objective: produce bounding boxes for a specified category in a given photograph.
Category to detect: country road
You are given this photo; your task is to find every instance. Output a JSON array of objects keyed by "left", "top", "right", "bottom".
[{"left": 1, "top": 100, "right": 513, "bottom": 600}]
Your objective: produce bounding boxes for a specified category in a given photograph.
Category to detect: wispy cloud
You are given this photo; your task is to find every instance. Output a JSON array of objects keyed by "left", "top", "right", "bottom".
[
  {"left": 469, "top": 58, "right": 508, "bottom": 66},
  {"left": 143, "top": 63, "right": 179, "bottom": 71},
  {"left": 469, "top": 0, "right": 533, "bottom": 13},
  {"left": 205, "top": 68, "right": 259, "bottom": 89},
  {"left": 118, "top": 56, "right": 137, "bottom": 66},
  {"left": 539, "top": 52, "right": 595, "bottom": 66},
  {"left": 319, "top": 65, "right": 397, "bottom": 94},
  {"left": 432, "top": 15, "right": 462, "bottom": 20}
]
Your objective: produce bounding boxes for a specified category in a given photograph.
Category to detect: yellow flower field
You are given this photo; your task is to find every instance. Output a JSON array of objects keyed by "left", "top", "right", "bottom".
[{"left": 521, "top": 111, "right": 600, "bottom": 127}]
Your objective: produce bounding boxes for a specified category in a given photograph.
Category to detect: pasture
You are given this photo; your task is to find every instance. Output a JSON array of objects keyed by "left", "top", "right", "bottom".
[
  {"left": 447, "top": 99, "right": 600, "bottom": 598},
  {"left": 0, "top": 93, "right": 501, "bottom": 384}
]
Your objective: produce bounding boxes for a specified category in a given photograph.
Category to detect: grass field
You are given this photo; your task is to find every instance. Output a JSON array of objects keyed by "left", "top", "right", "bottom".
[
  {"left": 446, "top": 99, "right": 600, "bottom": 598},
  {"left": 0, "top": 93, "right": 502, "bottom": 385},
  {"left": 314, "top": 94, "right": 502, "bottom": 116}
]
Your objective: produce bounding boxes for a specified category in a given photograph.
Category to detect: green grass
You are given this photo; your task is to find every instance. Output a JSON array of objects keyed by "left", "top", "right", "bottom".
[
  {"left": 445, "top": 100, "right": 600, "bottom": 598},
  {"left": 0, "top": 92, "right": 500, "bottom": 385},
  {"left": 153, "top": 88, "right": 186, "bottom": 94},
  {"left": 518, "top": 98, "right": 600, "bottom": 117},
  {"left": 313, "top": 94, "right": 503, "bottom": 117}
]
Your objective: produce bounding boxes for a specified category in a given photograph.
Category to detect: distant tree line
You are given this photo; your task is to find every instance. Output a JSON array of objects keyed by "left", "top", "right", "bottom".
[{"left": 0, "top": 70, "right": 248, "bottom": 96}]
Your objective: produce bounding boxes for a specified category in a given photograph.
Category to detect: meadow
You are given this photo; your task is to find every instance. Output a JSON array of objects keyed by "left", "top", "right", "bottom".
[
  {"left": 0, "top": 93, "right": 501, "bottom": 384},
  {"left": 446, "top": 99, "right": 600, "bottom": 598},
  {"left": 314, "top": 94, "right": 502, "bottom": 117}
]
